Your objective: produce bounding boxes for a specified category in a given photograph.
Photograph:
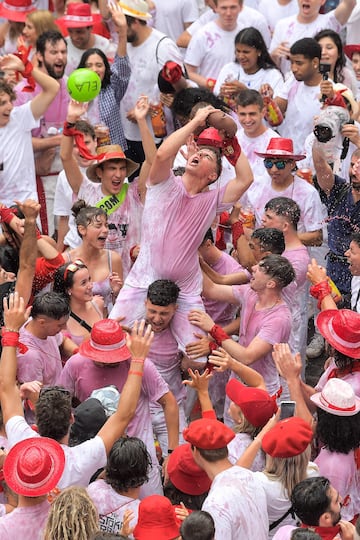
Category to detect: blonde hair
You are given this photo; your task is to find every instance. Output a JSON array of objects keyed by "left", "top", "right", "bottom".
[
  {"left": 26, "top": 10, "right": 60, "bottom": 39},
  {"left": 232, "top": 409, "right": 259, "bottom": 437},
  {"left": 44, "top": 487, "right": 99, "bottom": 540},
  {"left": 263, "top": 445, "right": 311, "bottom": 498}
]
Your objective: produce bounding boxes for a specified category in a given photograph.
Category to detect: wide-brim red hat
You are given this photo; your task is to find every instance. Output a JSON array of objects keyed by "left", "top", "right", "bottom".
[
  {"left": 316, "top": 309, "right": 360, "bottom": 359},
  {"left": 4, "top": 437, "right": 65, "bottom": 497},
  {"left": 0, "top": 0, "right": 36, "bottom": 22},
  {"left": 255, "top": 137, "right": 305, "bottom": 161},
  {"left": 344, "top": 44, "right": 360, "bottom": 60},
  {"left": 167, "top": 444, "right": 211, "bottom": 495},
  {"left": 56, "top": 2, "right": 95, "bottom": 28},
  {"left": 86, "top": 144, "right": 139, "bottom": 181},
  {"left": 79, "top": 319, "right": 131, "bottom": 363}
]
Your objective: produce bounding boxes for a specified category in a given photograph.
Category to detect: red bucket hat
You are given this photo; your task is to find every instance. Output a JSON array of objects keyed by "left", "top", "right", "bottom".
[
  {"left": 226, "top": 379, "right": 278, "bottom": 428},
  {"left": 3, "top": 437, "right": 65, "bottom": 497},
  {"left": 310, "top": 378, "right": 360, "bottom": 417},
  {"left": 255, "top": 137, "right": 306, "bottom": 161},
  {"left": 133, "top": 495, "right": 180, "bottom": 540},
  {"left": 183, "top": 418, "right": 235, "bottom": 449},
  {"left": 167, "top": 443, "right": 211, "bottom": 495},
  {"left": 57, "top": 3, "right": 95, "bottom": 28},
  {"left": 79, "top": 319, "right": 131, "bottom": 363},
  {"left": 0, "top": 0, "right": 36, "bottom": 22},
  {"left": 316, "top": 309, "right": 360, "bottom": 359},
  {"left": 261, "top": 417, "right": 313, "bottom": 458}
]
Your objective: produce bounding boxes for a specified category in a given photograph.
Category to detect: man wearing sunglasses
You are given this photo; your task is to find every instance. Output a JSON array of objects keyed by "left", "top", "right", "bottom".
[
  {"left": 240, "top": 137, "right": 324, "bottom": 247},
  {"left": 313, "top": 140, "right": 360, "bottom": 304}
]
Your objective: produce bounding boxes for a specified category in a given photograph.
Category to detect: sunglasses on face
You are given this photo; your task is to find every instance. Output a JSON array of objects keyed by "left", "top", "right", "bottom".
[
  {"left": 63, "top": 259, "right": 86, "bottom": 281},
  {"left": 263, "top": 158, "right": 291, "bottom": 170}
]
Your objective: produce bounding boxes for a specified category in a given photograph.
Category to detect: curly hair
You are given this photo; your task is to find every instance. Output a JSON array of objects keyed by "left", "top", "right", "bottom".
[
  {"left": 147, "top": 280, "right": 180, "bottom": 306},
  {"left": 105, "top": 437, "right": 152, "bottom": 493},
  {"left": 35, "top": 387, "right": 72, "bottom": 441},
  {"left": 316, "top": 407, "right": 360, "bottom": 453},
  {"left": 44, "top": 487, "right": 99, "bottom": 540}
]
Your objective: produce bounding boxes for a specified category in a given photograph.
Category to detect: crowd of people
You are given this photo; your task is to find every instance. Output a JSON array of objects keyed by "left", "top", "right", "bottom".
[{"left": 1, "top": 0, "right": 360, "bottom": 538}]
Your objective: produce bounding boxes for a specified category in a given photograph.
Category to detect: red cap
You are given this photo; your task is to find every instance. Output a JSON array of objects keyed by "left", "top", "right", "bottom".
[
  {"left": 226, "top": 379, "right": 278, "bottom": 428},
  {"left": 183, "top": 418, "right": 235, "bottom": 450},
  {"left": 261, "top": 417, "right": 313, "bottom": 458},
  {"left": 197, "top": 127, "right": 223, "bottom": 149},
  {"left": 167, "top": 444, "right": 211, "bottom": 495}
]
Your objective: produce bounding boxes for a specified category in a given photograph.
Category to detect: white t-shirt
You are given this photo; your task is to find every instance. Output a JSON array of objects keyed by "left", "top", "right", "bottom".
[
  {"left": 346, "top": 0, "right": 360, "bottom": 44},
  {"left": 236, "top": 127, "right": 280, "bottom": 179},
  {"left": 54, "top": 168, "right": 85, "bottom": 249},
  {"left": 5, "top": 415, "right": 107, "bottom": 488},
  {"left": 276, "top": 75, "right": 323, "bottom": 155},
  {"left": 214, "top": 63, "right": 284, "bottom": 96},
  {"left": 65, "top": 34, "right": 114, "bottom": 76},
  {"left": 152, "top": 0, "right": 199, "bottom": 41},
  {"left": 270, "top": 11, "right": 342, "bottom": 75},
  {"left": 120, "top": 28, "right": 183, "bottom": 142},
  {"left": 0, "top": 102, "right": 39, "bottom": 206},
  {"left": 258, "top": 0, "right": 298, "bottom": 35},
  {"left": 202, "top": 466, "right": 269, "bottom": 540}
]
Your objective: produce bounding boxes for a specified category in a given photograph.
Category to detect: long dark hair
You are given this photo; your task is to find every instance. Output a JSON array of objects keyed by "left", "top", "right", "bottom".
[
  {"left": 235, "top": 27, "right": 280, "bottom": 71},
  {"left": 314, "top": 29, "right": 346, "bottom": 84},
  {"left": 77, "top": 47, "right": 111, "bottom": 89}
]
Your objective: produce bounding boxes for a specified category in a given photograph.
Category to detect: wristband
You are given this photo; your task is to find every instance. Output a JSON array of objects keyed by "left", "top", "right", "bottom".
[
  {"left": 131, "top": 357, "right": 145, "bottom": 364},
  {"left": 14, "top": 45, "right": 35, "bottom": 92},
  {"left": 0, "top": 207, "right": 15, "bottom": 225},
  {"left": 63, "top": 122, "right": 106, "bottom": 161},
  {"left": 208, "top": 341, "right": 217, "bottom": 353},
  {"left": 222, "top": 136, "right": 241, "bottom": 166},
  {"left": 209, "top": 324, "right": 230, "bottom": 346},
  {"left": 310, "top": 280, "right": 332, "bottom": 310},
  {"left": 206, "top": 78, "right": 216, "bottom": 91},
  {"left": 128, "top": 370, "right": 143, "bottom": 376},
  {"left": 1, "top": 329, "right": 28, "bottom": 353},
  {"left": 231, "top": 220, "right": 244, "bottom": 247},
  {"left": 72, "top": 347, "right": 80, "bottom": 355},
  {"left": 129, "top": 245, "right": 138, "bottom": 263}
]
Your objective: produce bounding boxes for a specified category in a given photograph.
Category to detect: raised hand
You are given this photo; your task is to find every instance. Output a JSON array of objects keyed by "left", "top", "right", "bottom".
[
  {"left": 3, "top": 292, "right": 31, "bottom": 332},
  {"left": 127, "top": 319, "right": 154, "bottom": 359}
]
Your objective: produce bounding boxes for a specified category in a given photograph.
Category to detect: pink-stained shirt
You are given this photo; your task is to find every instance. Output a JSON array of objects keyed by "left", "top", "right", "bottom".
[
  {"left": 58, "top": 355, "right": 169, "bottom": 495},
  {"left": 16, "top": 323, "right": 63, "bottom": 385},
  {"left": 240, "top": 174, "right": 324, "bottom": 234},
  {"left": 227, "top": 432, "right": 265, "bottom": 472},
  {"left": 125, "top": 172, "right": 229, "bottom": 295},
  {"left": 0, "top": 499, "right": 51, "bottom": 540},
  {"left": 87, "top": 478, "right": 139, "bottom": 537},
  {"left": 202, "top": 465, "right": 269, "bottom": 540},
  {"left": 315, "top": 448, "right": 360, "bottom": 522},
  {"left": 77, "top": 178, "right": 143, "bottom": 277},
  {"left": 273, "top": 525, "right": 296, "bottom": 540},
  {"left": 6, "top": 416, "right": 107, "bottom": 488},
  {"left": 231, "top": 285, "right": 292, "bottom": 395}
]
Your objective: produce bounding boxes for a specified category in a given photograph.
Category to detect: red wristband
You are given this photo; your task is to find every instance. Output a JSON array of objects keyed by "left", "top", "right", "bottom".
[
  {"left": 310, "top": 280, "right": 332, "bottom": 310},
  {"left": 222, "top": 136, "right": 241, "bottom": 166},
  {"left": 14, "top": 45, "right": 35, "bottom": 92},
  {"left": 129, "top": 245, "right": 138, "bottom": 262},
  {"left": 231, "top": 220, "right": 244, "bottom": 247},
  {"left": 128, "top": 370, "right": 143, "bottom": 376},
  {"left": 209, "top": 324, "right": 230, "bottom": 346},
  {"left": 206, "top": 78, "right": 216, "bottom": 91},
  {"left": 1, "top": 330, "right": 28, "bottom": 353}
]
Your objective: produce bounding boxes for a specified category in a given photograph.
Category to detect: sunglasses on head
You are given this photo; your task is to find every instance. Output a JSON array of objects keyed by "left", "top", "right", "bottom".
[
  {"left": 263, "top": 158, "right": 291, "bottom": 170},
  {"left": 63, "top": 259, "right": 86, "bottom": 281}
]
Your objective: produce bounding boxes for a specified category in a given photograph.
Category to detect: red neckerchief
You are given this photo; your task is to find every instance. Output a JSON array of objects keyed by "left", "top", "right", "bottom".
[
  {"left": 327, "top": 359, "right": 360, "bottom": 379},
  {"left": 301, "top": 523, "right": 341, "bottom": 540}
]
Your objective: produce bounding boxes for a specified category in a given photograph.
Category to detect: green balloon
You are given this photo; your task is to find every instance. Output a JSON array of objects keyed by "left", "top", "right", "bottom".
[{"left": 67, "top": 68, "right": 101, "bottom": 102}]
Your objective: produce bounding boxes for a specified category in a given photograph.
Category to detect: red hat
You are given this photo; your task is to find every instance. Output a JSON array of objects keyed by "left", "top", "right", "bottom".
[
  {"left": 3, "top": 437, "right": 65, "bottom": 497},
  {"left": 167, "top": 444, "right": 211, "bottom": 495},
  {"left": 57, "top": 3, "right": 95, "bottom": 28},
  {"left": 197, "top": 127, "right": 224, "bottom": 149},
  {"left": 133, "top": 495, "right": 180, "bottom": 540},
  {"left": 261, "top": 417, "right": 313, "bottom": 458},
  {"left": 344, "top": 44, "right": 360, "bottom": 60},
  {"left": 226, "top": 379, "right": 278, "bottom": 428},
  {"left": 255, "top": 138, "right": 306, "bottom": 161},
  {"left": 79, "top": 319, "right": 131, "bottom": 363},
  {"left": 310, "top": 378, "right": 360, "bottom": 417},
  {"left": 0, "top": 0, "right": 36, "bottom": 22},
  {"left": 316, "top": 309, "right": 360, "bottom": 359},
  {"left": 183, "top": 418, "right": 235, "bottom": 450}
]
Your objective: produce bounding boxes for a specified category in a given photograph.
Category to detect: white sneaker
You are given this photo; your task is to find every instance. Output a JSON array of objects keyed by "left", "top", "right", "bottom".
[{"left": 306, "top": 335, "right": 325, "bottom": 359}]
